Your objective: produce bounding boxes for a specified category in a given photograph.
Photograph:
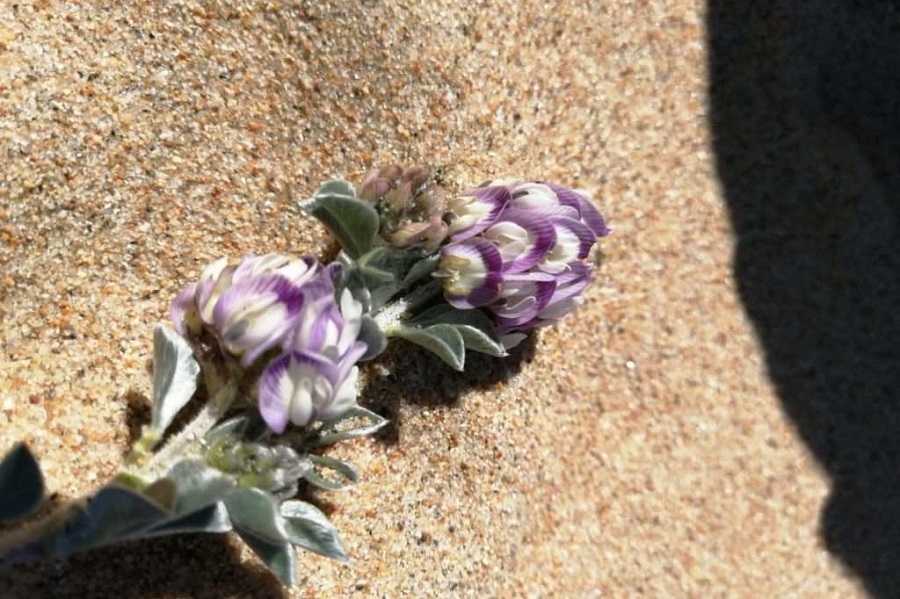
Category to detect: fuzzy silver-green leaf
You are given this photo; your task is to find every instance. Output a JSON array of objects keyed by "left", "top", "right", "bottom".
[
  {"left": 312, "top": 406, "right": 389, "bottom": 446},
  {"left": 391, "top": 323, "right": 466, "bottom": 371},
  {"left": 308, "top": 181, "right": 379, "bottom": 259},
  {"left": 151, "top": 325, "right": 200, "bottom": 435},
  {"left": 280, "top": 500, "right": 349, "bottom": 563},
  {"left": 236, "top": 530, "right": 297, "bottom": 587}
]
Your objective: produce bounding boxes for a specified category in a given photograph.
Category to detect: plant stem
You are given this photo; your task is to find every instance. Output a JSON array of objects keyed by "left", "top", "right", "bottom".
[
  {"left": 137, "top": 382, "right": 238, "bottom": 480},
  {"left": 372, "top": 279, "right": 442, "bottom": 332}
]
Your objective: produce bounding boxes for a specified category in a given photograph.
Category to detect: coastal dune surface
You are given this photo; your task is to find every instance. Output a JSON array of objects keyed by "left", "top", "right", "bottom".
[{"left": 2, "top": 1, "right": 896, "bottom": 597}]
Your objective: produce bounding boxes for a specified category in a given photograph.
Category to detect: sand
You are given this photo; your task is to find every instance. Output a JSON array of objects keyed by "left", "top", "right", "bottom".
[{"left": 1, "top": 0, "right": 896, "bottom": 597}]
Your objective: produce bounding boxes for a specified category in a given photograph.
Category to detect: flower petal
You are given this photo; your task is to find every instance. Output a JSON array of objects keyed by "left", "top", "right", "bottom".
[
  {"left": 214, "top": 274, "right": 304, "bottom": 366},
  {"left": 539, "top": 216, "right": 596, "bottom": 274},
  {"left": 493, "top": 272, "right": 556, "bottom": 330},
  {"left": 170, "top": 282, "right": 198, "bottom": 335},
  {"left": 547, "top": 183, "right": 610, "bottom": 237},
  {"left": 258, "top": 354, "right": 294, "bottom": 433},
  {"left": 318, "top": 365, "right": 359, "bottom": 422},
  {"left": 483, "top": 208, "right": 556, "bottom": 273},
  {"left": 437, "top": 238, "right": 504, "bottom": 309},
  {"left": 447, "top": 186, "right": 510, "bottom": 241}
]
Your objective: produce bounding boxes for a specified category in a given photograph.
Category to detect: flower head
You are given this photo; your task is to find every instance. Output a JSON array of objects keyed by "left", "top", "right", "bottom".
[
  {"left": 438, "top": 181, "right": 608, "bottom": 346},
  {"left": 171, "top": 254, "right": 368, "bottom": 432}
]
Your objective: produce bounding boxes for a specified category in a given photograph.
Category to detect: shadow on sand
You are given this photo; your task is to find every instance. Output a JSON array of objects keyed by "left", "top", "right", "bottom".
[{"left": 708, "top": 2, "right": 900, "bottom": 596}]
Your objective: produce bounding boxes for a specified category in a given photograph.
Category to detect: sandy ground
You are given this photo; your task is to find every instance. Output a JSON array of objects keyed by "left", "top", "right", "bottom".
[{"left": 1, "top": 0, "right": 897, "bottom": 597}]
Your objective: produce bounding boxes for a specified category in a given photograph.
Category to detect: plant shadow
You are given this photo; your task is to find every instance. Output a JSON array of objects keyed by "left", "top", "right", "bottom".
[
  {"left": 358, "top": 334, "right": 538, "bottom": 445},
  {"left": 708, "top": 2, "right": 900, "bottom": 596},
  {"left": 0, "top": 532, "right": 285, "bottom": 599}
]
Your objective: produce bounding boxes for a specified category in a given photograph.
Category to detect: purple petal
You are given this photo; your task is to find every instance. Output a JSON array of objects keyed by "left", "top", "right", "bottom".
[
  {"left": 334, "top": 339, "right": 368, "bottom": 382},
  {"left": 447, "top": 186, "right": 511, "bottom": 241},
  {"left": 509, "top": 182, "right": 560, "bottom": 210},
  {"left": 539, "top": 217, "right": 597, "bottom": 274},
  {"left": 438, "top": 238, "right": 504, "bottom": 309},
  {"left": 258, "top": 354, "right": 293, "bottom": 433},
  {"left": 196, "top": 260, "right": 236, "bottom": 325},
  {"left": 214, "top": 274, "right": 305, "bottom": 366},
  {"left": 484, "top": 208, "right": 556, "bottom": 273},
  {"left": 258, "top": 349, "right": 360, "bottom": 431},
  {"left": 287, "top": 279, "right": 341, "bottom": 353},
  {"left": 536, "top": 263, "right": 593, "bottom": 323},
  {"left": 170, "top": 282, "right": 198, "bottom": 335},
  {"left": 490, "top": 271, "right": 556, "bottom": 325},
  {"left": 547, "top": 183, "right": 610, "bottom": 237},
  {"left": 317, "top": 363, "right": 360, "bottom": 422},
  {"left": 234, "top": 253, "right": 319, "bottom": 288}
]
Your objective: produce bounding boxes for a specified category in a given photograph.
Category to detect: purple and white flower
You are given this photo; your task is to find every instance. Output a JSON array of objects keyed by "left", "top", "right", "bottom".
[
  {"left": 436, "top": 238, "right": 504, "bottom": 309},
  {"left": 258, "top": 285, "right": 368, "bottom": 433},
  {"left": 171, "top": 253, "right": 319, "bottom": 365},
  {"left": 171, "top": 254, "right": 368, "bottom": 432},
  {"left": 445, "top": 185, "right": 511, "bottom": 241},
  {"left": 438, "top": 181, "right": 609, "bottom": 347}
]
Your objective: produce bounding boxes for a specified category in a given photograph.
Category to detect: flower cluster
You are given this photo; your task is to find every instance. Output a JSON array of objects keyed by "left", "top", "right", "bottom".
[
  {"left": 436, "top": 181, "right": 609, "bottom": 347},
  {"left": 171, "top": 253, "right": 367, "bottom": 433}
]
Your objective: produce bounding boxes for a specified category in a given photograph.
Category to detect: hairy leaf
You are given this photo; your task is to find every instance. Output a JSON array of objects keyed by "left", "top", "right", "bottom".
[
  {"left": 224, "top": 487, "right": 286, "bottom": 545},
  {"left": 235, "top": 529, "right": 297, "bottom": 587},
  {"left": 308, "top": 181, "right": 379, "bottom": 259},
  {"left": 357, "top": 315, "right": 388, "bottom": 361},
  {"left": 280, "top": 500, "right": 349, "bottom": 562},
  {"left": 143, "top": 502, "right": 232, "bottom": 537},
  {"left": 151, "top": 325, "right": 200, "bottom": 434},
  {"left": 400, "top": 254, "right": 440, "bottom": 289},
  {"left": 167, "top": 459, "right": 237, "bottom": 515},
  {"left": 312, "top": 406, "right": 389, "bottom": 446},
  {"left": 406, "top": 304, "right": 506, "bottom": 357},
  {"left": 391, "top": 323, "right": 466, "bottom": 371}
]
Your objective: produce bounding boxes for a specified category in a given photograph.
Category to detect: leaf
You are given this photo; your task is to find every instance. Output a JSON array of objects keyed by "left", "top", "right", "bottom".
[
  {"left": 455, "top": 324, "right": 506, "bottom": 357},
  {"left": 391, "top": 323, "right": 466, "bottom": 371},
  {"left": 308, "top": 181, "right": 379, "bottom": 259},
  {"left": 312, "top": 406, "right": 389, "bottom": 446},
  {"left": 0, "top": 443, "right": 44, "bottom": 522},
  {"left": 314, "top": 179, "right": 357, "bottom": 198},
  {"left": 142, "top": 478, "right": 177, "bottom": 510},
  {"left": 357, "top": 315, "right": 388, "bottom": 361},
  {"left": 235, "top": 530, "right": 297, "bottom": 588},
  {"left": 280, "top": 500, "right": 349, "bottom": 563},
  {"left": 57, "top": 485, "right": 172, "bottom": 552},
  {"left": 399, "top": 254, "right": 440, "bottom": 289},
  {"left": 167, "top": 459, "right": 237, "bottom": 515},
  {"left": 359, "top": 263, "right": 392, "bottom": 283},
  {"left": 302, "top": 454, "right": 358, "bottom": 491},
  {"left": 407, "top": 304, "right": 506, "bottom": 357},
  {"left": 224, "top": 488, "right": 285, "bottom": 543},
  {"left": 143, "top": 502, "right": 232, "bottom": 538},
  {"left": 151, "top": 325, "right": 200, "bottom": 434}
]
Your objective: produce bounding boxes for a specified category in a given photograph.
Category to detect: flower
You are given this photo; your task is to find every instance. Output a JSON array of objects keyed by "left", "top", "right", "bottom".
[
  {"left": 437, "top": 181, "right": 608, "bottom": 346},
  {"left": 171, "top": 254, "right": 369, "bottom": 432},
  {"left": 258, "top": 283, "right": 368, "bottom": 433},
  {"left": 171, "top": 253, "right": 319, "bottom": 366}
]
